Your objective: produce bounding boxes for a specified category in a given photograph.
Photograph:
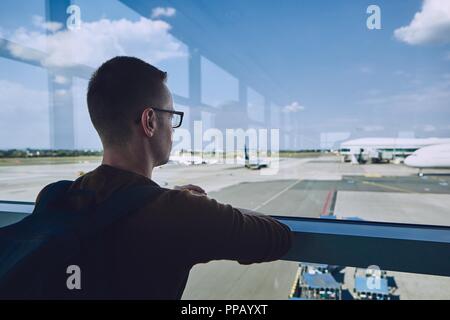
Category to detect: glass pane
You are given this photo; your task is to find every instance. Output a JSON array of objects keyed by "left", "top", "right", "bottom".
[
  {"left": 201, "top": 56, "right": 239, "bottom": 108},
  {"left": 0, "top": 58, "right": 49, "bottom": 149},
  {"left": 1, "top": 0, "right": 449, "bottom": 300},
  {"left": 247, "top": 87, "right": 265, "bottom": 124},
  {"left": 0, "top": 0, "right": 46, "bottom": 49}
]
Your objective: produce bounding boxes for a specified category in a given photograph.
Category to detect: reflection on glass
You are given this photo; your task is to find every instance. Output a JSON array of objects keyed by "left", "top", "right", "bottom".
[
  {"left": 201, "top": 56, "right": 238, "bottom": 108},
  {"left": 0, "top": 58, "right": 49, "bottom": 149},
  {"left": 0, "top": 0, "right": 449, "bottom": 300},
  {"left": 247, "top": 88, "right": 265, "bottom": 124}
]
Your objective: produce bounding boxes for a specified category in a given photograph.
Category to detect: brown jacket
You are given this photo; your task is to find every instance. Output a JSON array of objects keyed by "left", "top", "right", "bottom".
[{"left": 36, "top": 164, "right": 292, "bottom": 299}]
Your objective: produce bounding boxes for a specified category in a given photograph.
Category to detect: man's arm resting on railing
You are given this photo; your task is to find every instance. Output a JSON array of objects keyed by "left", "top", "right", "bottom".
[{"left": 169, "top": 191, "right": 293, "bottom": 266}]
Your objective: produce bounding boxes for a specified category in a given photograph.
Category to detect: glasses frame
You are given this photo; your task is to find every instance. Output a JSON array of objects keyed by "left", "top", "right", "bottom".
[{"left": 135, "top": 107, "right": 184, "bottom": 128}]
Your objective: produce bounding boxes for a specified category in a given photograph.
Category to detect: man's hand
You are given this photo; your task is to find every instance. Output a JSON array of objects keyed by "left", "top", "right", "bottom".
[{"left": 174, "top": 184, "right": 207, "bottom": 196}]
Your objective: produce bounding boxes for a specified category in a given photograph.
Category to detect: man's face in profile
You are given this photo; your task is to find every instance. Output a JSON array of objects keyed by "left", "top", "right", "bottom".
[{"left": 154, "top": 85, "right": 174, "bottom": 167}]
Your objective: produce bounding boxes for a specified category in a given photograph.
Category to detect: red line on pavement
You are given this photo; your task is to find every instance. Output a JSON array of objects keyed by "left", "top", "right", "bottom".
[{"left": 321, "top": 189, "right": 333, "bottom": 215}]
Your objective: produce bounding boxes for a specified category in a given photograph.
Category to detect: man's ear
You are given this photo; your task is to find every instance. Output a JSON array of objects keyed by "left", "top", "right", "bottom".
[{"left": 140, "top": 108, "right": 157, "bottom": 138}]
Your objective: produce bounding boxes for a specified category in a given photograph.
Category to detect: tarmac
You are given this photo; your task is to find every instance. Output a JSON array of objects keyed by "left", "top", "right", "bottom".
[{"left": 1, "top": 155, "right": 449, "bottom": 299}]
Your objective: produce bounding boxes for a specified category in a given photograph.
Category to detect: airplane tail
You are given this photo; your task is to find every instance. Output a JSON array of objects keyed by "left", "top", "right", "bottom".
[{"left": 244, "top": 144, "right": 249, "bottom": 166}]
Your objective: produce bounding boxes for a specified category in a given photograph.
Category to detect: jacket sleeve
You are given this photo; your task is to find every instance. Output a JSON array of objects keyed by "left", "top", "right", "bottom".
[{"left": 169, "top": 190, "right": 293, "bottom": 265}]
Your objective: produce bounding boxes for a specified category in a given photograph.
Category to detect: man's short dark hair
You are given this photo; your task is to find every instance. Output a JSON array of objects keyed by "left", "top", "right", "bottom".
[{"left": 87, "top": 56, "right": 167, "bottom": 146}]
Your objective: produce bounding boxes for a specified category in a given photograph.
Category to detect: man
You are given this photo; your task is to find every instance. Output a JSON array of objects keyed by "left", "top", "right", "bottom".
[{"left": 35, "top": 56, "right": 292, "bottom": 299}]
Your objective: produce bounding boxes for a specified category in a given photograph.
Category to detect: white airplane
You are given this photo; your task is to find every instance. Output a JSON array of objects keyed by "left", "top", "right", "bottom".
[
  {"left": 244, "top": 145, "right": 269, "bottom": 170},
  {"left": 169, "top": 153, "right": 222, "bottom": 166},
  {"left": 168, "top": 154, "right": 206, "bottom": 166},
  {"left": 340, "top": 137, "right": 450, "bottom": 164},
  {"left": 404, "top": 143, "right": 450, "bottom": 176}
]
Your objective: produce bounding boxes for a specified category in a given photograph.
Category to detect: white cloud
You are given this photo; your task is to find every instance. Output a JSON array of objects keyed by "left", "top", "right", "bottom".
[
  {"left": 394, "top": 0, "right": 450, "bottom": 45},
  {"left": 32, "top": 15, "right": 63, "bottom": 33},
  {"left": 7, "top": 16, "right": 187, "bottom": 68},
  {"left": 151, "top": 7, "right": 176, "bottom": 19},
  {"left": 282, "top": 101, "right": 305, "bottom": 113}
]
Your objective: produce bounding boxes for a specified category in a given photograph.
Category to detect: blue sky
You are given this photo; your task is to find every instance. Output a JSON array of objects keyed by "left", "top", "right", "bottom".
[{"left": 0, "top": 0, "right": 449, "bottom": 150}]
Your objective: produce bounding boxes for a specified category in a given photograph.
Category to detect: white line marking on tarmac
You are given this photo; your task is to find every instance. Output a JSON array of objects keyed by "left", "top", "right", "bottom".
[{"left": 252, "top": 180, "right": 301, "bottom": 211}]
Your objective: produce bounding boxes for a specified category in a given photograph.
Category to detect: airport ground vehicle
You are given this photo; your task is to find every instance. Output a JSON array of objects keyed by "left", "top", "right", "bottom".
[
  {"left": 289, "top": 263, "right": 400, "bottom": 300},
  {"left": 352, "top": 268, "right": 399, "bottom": 300},
  {"left": 289, "top": 263, "right": 342, "bottom": 300}
]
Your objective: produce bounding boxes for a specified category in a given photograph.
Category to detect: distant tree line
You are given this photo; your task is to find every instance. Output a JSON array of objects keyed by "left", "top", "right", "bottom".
[
  {"left": 0, "top": 149, "right": 326, "bottom": 158},
  {"left": 0, "top": 149, "right": 103, "bottom": 158},
  {"left": 279, "top": 149, "right": 330, "bottom": 153}
]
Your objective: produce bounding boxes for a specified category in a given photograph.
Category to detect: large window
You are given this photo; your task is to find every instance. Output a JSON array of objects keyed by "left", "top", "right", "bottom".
[
  {"left": 201, "top": 57, "right": 239, "bottom": 108},
  {"left": 0, "top": 58, "right": 49, "bottom": 149},
  {"left": 1, "top": 0, "right": 449, "bottom": 300}
]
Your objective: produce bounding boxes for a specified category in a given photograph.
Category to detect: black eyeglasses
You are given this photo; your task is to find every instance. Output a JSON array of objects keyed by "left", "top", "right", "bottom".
[{"left": 135, "top": 107, "right": 184, "bottom": 128}]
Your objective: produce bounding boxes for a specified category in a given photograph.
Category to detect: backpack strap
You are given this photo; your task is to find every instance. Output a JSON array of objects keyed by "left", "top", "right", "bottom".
[
  {"left": 74, "top": 184, "right": 166, "bottom": 238},
  {"left": 0, "top": 181, "right": 166, "bottom": 299},
  {"left": 34, "top": 180, "right": 74, "bottom": 211},
  {"left": 33, "top": 180, "right": 166, "bottom": 238}
]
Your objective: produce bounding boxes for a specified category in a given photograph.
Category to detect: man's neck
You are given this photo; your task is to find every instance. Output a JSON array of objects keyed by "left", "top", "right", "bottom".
[{"left": 102, "top": 147, "right": 154, "bottom": 179}]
